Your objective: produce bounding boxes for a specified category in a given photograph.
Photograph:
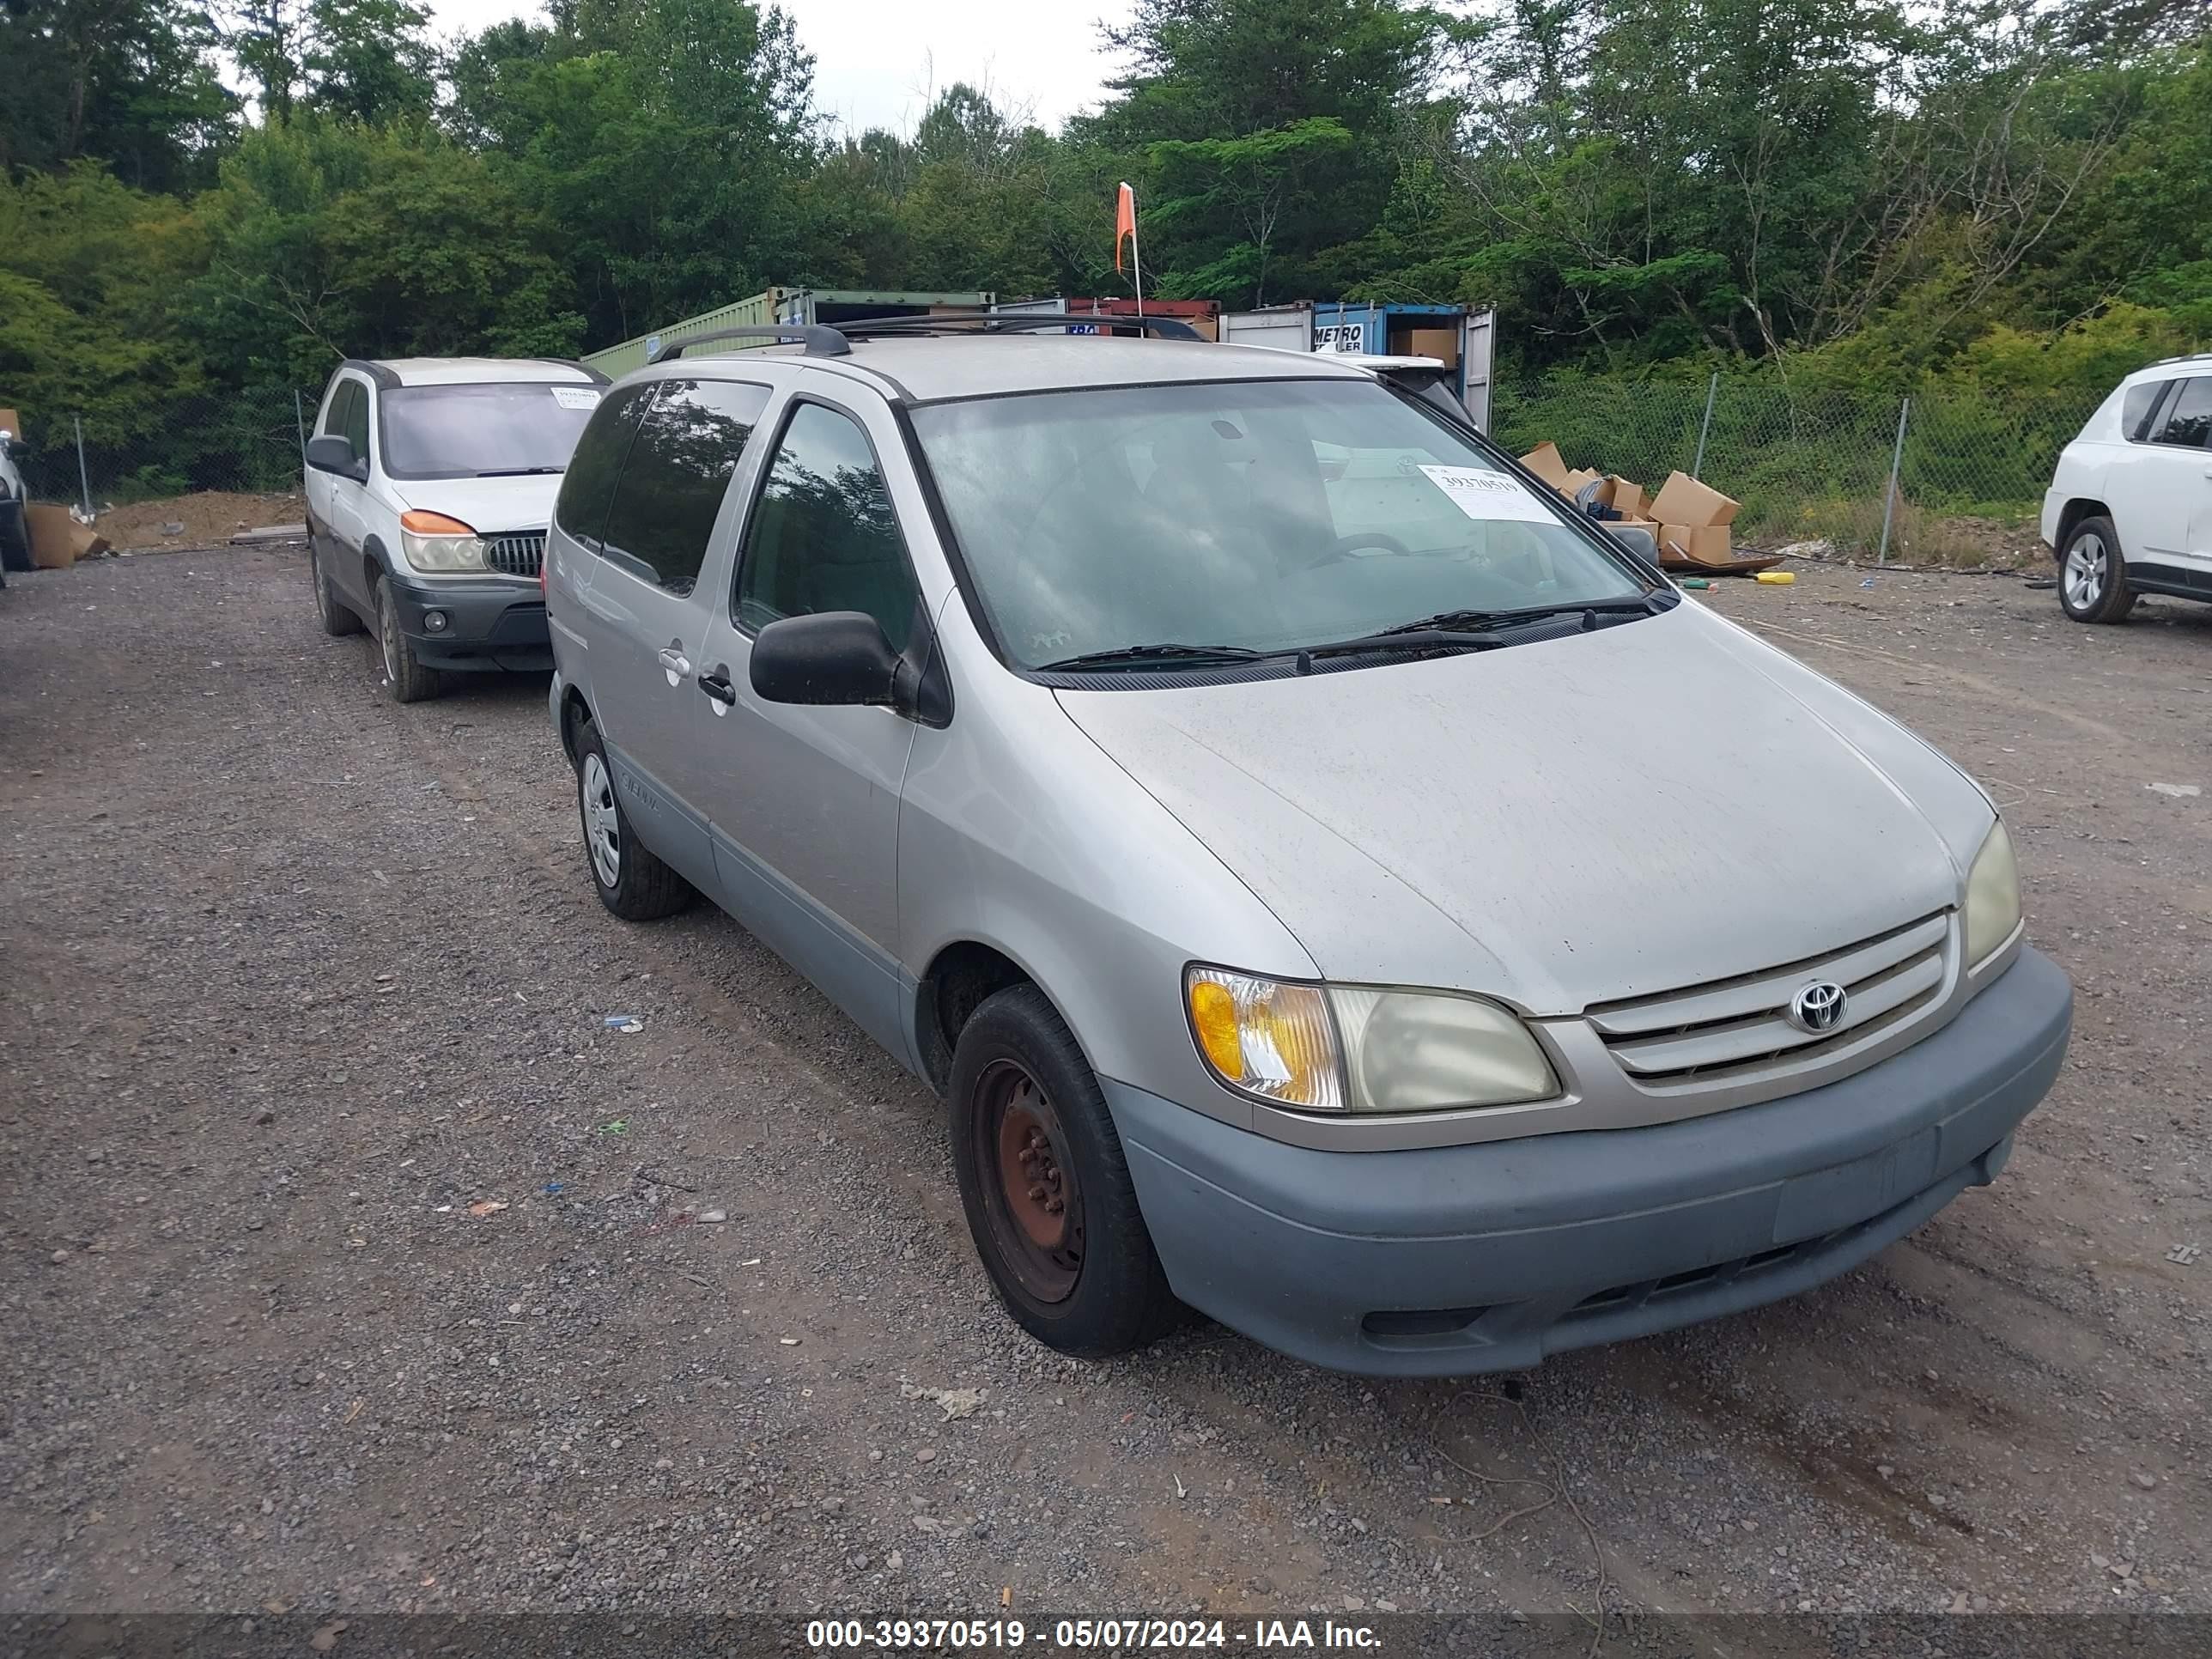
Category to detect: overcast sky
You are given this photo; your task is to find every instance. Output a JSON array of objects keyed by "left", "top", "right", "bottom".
[{"left": 425, "top": 0, "right": 1139, "bottom": 136}]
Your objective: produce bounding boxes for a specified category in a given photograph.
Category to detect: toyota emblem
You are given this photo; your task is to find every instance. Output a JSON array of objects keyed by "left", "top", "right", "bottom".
[{"left": 1788, "top": 981, "right": 1849, "bottom": 1034}]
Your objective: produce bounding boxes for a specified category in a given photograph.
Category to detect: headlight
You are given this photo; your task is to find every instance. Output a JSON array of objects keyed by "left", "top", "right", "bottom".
[
  {"left": 1184, "top": 967, "right": 1559, "bottom": 1115},
  {"left": 398, "top": 509, "right": 487, "bottom": 573},
  {"left": 1964, "top": 818, "right": 2021, "bottom": 967}
]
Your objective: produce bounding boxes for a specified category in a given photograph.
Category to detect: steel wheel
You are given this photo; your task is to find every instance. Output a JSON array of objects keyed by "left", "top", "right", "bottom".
[
  {"left": 580, "top": 751, "right": 621, "bottom": 889},
  {"left": 973, "top": 1059, "right": 1084, "bottom": 1304},
  {"left": 2063, "top": 533, "right": 2106, "bottom": 610}
]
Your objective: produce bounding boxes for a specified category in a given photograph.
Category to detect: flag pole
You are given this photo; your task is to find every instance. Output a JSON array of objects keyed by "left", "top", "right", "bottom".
[{"left": 1129, "top": 191, "right": 1144, "bottom": 321}]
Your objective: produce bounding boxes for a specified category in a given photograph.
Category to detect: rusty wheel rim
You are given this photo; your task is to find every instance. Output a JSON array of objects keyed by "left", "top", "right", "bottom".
[{"left": 975, "top": 1059, "right": 1082, "bottom": 1304}]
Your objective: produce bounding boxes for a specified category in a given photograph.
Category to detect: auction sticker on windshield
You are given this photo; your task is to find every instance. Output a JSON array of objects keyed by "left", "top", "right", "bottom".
[
  {"left": 551, "top": 386, "right": 602, "bottom": 410},
  {"left": 1419, "top": 464, "right": 1558, "bottom": 524}
]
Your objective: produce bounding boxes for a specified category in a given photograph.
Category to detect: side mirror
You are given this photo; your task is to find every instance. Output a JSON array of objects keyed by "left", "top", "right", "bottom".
[
  {"left": 306, "top": 434, "right": 366, "bottom": 481},
  {"left": 750, "top": 611, "right": 902, "bottom": 708}
]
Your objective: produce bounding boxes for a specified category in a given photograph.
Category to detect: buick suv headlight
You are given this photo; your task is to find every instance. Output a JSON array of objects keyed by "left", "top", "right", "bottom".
[
  {"left": 1184, "top": 966, "right": 1559, "bottom": 1115},
  {"left": 1964, "top": 818, "right": 2021, "bottom": 968},
  {"left": 398, "top": 510, "right": 488, "bottom": 574}
]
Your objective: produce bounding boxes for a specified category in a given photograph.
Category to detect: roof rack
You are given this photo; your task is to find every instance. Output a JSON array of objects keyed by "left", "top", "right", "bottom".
[
  {"left": 645, "top": 310, "right": 1207, "bottom": 368},
  {"left": 837, "top": 311, "right": 1205, "bottom": 343},
  {"left": 651, "top": 324, "right": 852, "bottom": 363}
]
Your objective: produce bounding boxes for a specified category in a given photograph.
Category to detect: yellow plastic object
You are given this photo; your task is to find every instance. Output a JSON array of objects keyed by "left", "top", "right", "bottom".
[
  {"left": 1187, "top": 979, "right": 1243, "bottom": 1078},
  {"left": 1754, "top": 569, "right": 1796, "bottom": 584}
]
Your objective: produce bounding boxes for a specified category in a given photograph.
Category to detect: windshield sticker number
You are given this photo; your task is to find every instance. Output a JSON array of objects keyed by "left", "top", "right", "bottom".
[
  {"left": 1418, "top": 465, "right": 1558, "bottom": 525},
  {"left": 551, "top": 386, "right": 602, "bottom": 410}
]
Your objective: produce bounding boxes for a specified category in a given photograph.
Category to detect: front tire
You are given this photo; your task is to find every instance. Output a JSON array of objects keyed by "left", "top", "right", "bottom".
[
  {"left": 374, "top": 574, "right": 443, "bottom": 702},
  {"left": 572, "top": 717, "right": 694, "bottom": 921},
  {"left": 949, "top": 984, "right": 1181, "bottom": 1358},
  {"left": 311, "top": 538, "right": 363, "bottom": 636},
  {"left": 2057, "top": 515, "right": 2136, "bottom": 624},
  {"left": 0, "top": 500, "right": 31, "bottom": 573}
]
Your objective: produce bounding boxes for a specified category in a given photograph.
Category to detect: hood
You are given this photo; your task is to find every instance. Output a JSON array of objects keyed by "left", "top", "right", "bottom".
[
  {"left": 1056, "top": 603, "right": 1995, "bottom": 1015},
  {"left": 384, "top": 472, "right": 562, "bottom": 536}
]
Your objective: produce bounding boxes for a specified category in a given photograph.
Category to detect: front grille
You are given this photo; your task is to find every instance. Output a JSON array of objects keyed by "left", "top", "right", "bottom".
[
  {"left": 483, "top": 531, "right": 545, "bottom": 578},
  {"left": 1586, "top": 911, "right": 1951, "bottom": 1089}
]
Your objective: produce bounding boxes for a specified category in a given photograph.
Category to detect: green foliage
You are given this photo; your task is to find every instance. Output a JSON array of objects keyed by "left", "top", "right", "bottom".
[{"left": 1, "top": 0, "right": 2207, "bottom": 514}]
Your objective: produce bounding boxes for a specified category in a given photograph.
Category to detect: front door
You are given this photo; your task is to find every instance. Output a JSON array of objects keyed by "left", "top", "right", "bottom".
[
  {"left": 691, "top": 393, "right": 929, "bottom": 1060},
  {"left": 570, "top": 375, "right": 774, "bottom": 891},
  {"left": 312, "top": 375, "right": 375, "bottom": 609}
]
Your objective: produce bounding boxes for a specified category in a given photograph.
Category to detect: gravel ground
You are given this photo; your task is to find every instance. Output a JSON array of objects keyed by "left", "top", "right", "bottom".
[{"left": 1, "top": 550, "right": 2204, "bottom": 1625}]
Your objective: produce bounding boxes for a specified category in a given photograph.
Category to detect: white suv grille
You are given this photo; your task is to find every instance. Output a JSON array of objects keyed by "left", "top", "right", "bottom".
[
  {"left": 483, "top": 532, "right": 545, "bottom": 578},
  {"left": 1586, "top": 912, "right": 1951, "bottom": 1089}
]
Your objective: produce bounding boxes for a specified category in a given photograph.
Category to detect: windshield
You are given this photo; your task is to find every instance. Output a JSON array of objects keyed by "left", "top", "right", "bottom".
[
  {"left": 379, "top": 381, "right": 601, "bottom": 479},
  {"left": 910, "top": 379, "right": 1648, "bottom": 670}
]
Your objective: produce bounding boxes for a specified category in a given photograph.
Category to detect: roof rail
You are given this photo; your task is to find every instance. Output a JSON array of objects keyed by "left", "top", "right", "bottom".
[
  {"left": 839, "top": 311, "right": 1205, "bottom": 343},
  {"left": 650, "top": 324, "right": 851, "bottom": 363}
]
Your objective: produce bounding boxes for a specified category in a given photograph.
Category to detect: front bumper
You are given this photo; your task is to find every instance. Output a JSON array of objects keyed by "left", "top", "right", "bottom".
[
  {"left": 386, "top": 574, "right": 550, "bottom": 672},
  {"left": 1109, "top": 945, "right": 2072, "bottom": 1376}
]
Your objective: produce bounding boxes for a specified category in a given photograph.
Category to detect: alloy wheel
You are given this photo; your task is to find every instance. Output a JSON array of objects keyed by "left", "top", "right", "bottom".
[{"left": 2063, "top": 533, "right": 2107, "bottom": 610}]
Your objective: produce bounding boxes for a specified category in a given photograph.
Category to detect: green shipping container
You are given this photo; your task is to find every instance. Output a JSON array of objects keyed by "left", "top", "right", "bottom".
[{"left": 581, "top": 288, "right": 995, "bottom": 378}]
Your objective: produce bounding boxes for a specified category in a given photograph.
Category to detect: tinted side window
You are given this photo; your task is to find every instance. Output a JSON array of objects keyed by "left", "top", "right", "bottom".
[
  {"left": 554, "top": 382, "right": 655, "bottom": 549},
  {"left": 321, "top": 380, "right": 357, "bottom": 441},
  {"left": 342, "top": 383, "right": 372, "bottom": 460},
  {"left": 2153, "top": 378, "right": 2212, "bottom": 450},
  {"left": 735, "top": 403, "right": 921, "bottom": 652},
  {"left": 599, "top": 379, "right": 770, "bottom": 594},
  {"left": 2121, "top": 379, "right": 2170, "bottom": 441}
]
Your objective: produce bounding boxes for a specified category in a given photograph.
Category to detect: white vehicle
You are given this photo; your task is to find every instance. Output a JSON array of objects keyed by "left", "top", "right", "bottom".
[
  {"left": 2042, "top": 357, "right": 2212, "bottom": 623},
  {"left": 302, "top": 356, "right": 606, "bottom": 701}
]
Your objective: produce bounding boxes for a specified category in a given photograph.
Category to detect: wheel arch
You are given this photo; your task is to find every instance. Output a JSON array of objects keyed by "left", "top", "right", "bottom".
[
  {"left": 914, "top": 939, "right": 1059, "bottom": 1095},
  {"left": 2053, "top": 499, "right": 2112, "bottom": 559},
  {"left": 556, "top": 683, "right": 594, "bottom": 764}
]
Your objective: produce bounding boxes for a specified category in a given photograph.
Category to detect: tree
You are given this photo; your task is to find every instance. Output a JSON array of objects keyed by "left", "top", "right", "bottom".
[
  {"left": 302, "top": 0, "right": 439, "bottom": 124},
  {"left": 0, "top": 0, "right": 234, "bottom": 191}
]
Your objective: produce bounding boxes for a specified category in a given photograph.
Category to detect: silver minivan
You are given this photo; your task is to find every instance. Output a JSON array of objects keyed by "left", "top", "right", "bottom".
[{"left": 544, "top": 319, "right": 2072, "bottom": 1376}]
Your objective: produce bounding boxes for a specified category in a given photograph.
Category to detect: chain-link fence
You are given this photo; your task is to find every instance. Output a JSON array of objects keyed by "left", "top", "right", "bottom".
[
  {"left": 1492, "top": 374, "right": 2102, "bottom": 564},
  {"left": 10, "top": 386, "right": 313, "bottom": 513}
]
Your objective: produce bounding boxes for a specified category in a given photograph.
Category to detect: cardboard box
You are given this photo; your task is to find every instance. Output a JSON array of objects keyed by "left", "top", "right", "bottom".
[
  {"left": 1649, "top": 471, "right": 1741, "bottom": 530},
  {"left": 1603, "top": 476, "right": 1650, "bottom": 518},
  {"left": 1404, "top": 325, "right": 1461, "bottom": 367},
  {"left": 1518, "top": 442, "right": 1571, "bottom": 493},
  {"left": 0, "top": 408, "right": 21, "bottom": 439},
  {"left": 69, "top": 521, "right": 110, "bottom": 561},
  {"left": 25, "top": 503, "right": 79, "bottom": 568},
  {"left": 1661, "top": 522, "right": 1735, "bottom": 566}
]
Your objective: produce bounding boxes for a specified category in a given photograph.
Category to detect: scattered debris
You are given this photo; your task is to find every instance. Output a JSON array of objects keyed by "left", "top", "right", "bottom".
[
  {"left": 779, "top": 1336, "right": 801, "bottom": 1346},
  {"left": 2021, "top": 575, "right": 2057, "bottom": 590},
  {"left": 597, "top": 1119, "right": 628, "bottom": 1136},
  {"left": 2132, "top": 1472, "right": 2159, "bottom": 1490},
  {"left": 1679, "top": 577, "right": 1711, "bottom": 590},
  {"left": 309, "top": 1621, "right": 348, "bottom": 1653},
  {"left": 1775, "top": 538, "right": 1835, "bottom": 562},
  {"left": 544, "top": 1181, "right": 565, "bottom": 1195},
  {"left": 603, "top": 1013, "right": 644, "bottom": 1031},
  {"left": 741, "top": 1257, "right": 762, "bottom": 1267},
  {"left": 1754, "top": 569, "right": 1796, "bottom": 585},
  {"left": 161, "top": 521, "right": 185, "bottom": 537},
  {"left": 2146, "top": 782, "right": 2200, "bottom": 799},
  {"left": 1861, "top": 576, "right": 1879, "bottom": 588},
  {"left": 696, "top": 1209, "right": 728, "bottom": 1224},
  {"left": 465, "top": 1200, "right": 508, "bottom": 1218},
  {"left": 902, "top": 1383, "right": 984, "bottom": 1421},
  {"left": 2166, "top": 1243, "right": 2200, "bottom": 1266}
]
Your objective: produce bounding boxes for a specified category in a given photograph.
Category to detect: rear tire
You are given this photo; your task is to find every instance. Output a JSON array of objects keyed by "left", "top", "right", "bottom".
[
  {"left": 573, "top": 716, "right": 694, "bottom": 921},
  {"left": 949, "top": 984, "right": 1181, "bottom": 1358},
  {"left": 374, "top": 574, "right": 443, "bottom": 702},
  {"left": 2057, "top": 515, "right": 2136, "bottom": 624},
  {"left": 311, "top": 538, "right": 363, "bottom": 636}
]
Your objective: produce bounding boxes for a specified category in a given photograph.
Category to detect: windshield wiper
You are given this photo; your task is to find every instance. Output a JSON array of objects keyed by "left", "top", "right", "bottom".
[
  {"left": 1039, "top": 642, "right": 1271, "bottom": 672},
  {"left": 1376, "top": 594, "right": 1666, "bottom": 636},
  {"left": 474, "top": 465, "right": 564, "bottom": 477}
]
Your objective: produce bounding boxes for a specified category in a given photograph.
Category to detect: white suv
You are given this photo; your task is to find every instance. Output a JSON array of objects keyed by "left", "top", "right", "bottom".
[
  {"left": 304, "top": 357, "right": 606, "bottom": 700},
  {"left": 2042, "top": 358, "right": 2212, "bottom": 623}
]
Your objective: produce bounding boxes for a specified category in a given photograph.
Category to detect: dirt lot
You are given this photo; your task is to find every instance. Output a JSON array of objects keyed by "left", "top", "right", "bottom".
[
  {"left": 1, "top": 550, "right": 2205, "bottom": 1631},
  {"left": 87, "top": 491, "right": 308, "bottom": 553}
]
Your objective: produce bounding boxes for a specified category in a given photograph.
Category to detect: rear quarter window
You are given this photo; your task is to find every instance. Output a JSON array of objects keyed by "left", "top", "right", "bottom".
[
  {"left": 2121, "top": 379, "right": 2172, "bottom": 442},
  {"left": 597, "top": 379, "right": 772, "bottom": 593},
  {"left": 555, "top": 384, "right": 656, "bottom": 549}
]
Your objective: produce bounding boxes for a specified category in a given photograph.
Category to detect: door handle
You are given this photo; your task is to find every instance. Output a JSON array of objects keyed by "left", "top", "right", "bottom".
[
  {"left": 696, "top": 667, "right": 737, "bottom": 709},
  {"left": 657, "top": 644, "right": 692, "bottom": 678}
]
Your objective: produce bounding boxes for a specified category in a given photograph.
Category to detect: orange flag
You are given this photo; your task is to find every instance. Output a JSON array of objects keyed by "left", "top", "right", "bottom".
[{"left": 1114, "top": 181, "right": 1137, "bottom": 274}]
